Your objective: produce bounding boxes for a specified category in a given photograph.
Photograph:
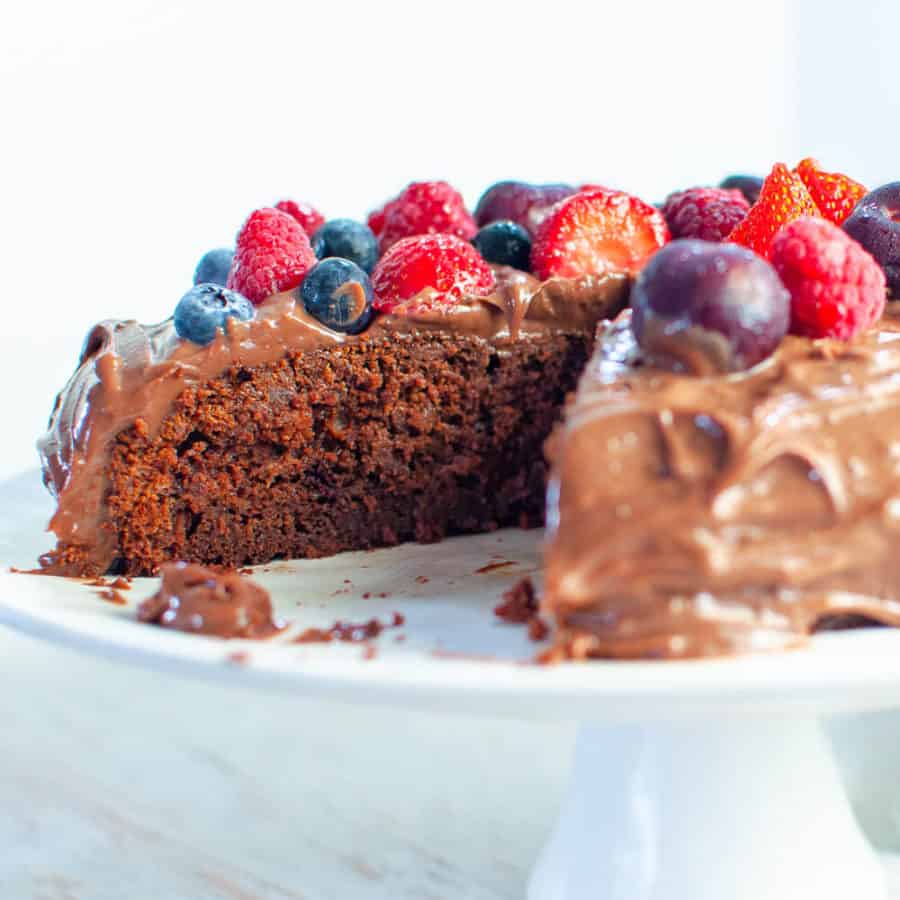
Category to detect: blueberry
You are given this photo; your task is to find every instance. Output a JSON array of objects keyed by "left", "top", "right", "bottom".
[
  {"left": 472, "top": 220, "right": 532, "bottom": 270},
  {"left": 631, "top": 239, "right": 789, "bottom": 373},
  {"left": 843, "top": 183, "right": 900, "bottom": 297},
  {"left": 192, "top": 248, "right": 234, "bottom": 286},
  {"left": 299, "top": 258, "right": 374, "bottom": 334},
  {"left": 174, "top": 284, "right": 254, "bottom": 345},
  {"left": 311, "top": 219, "right": 379, "bottom": 273},
  {"left": 719, "top": 174, "right": 763, "bottom": 206}
]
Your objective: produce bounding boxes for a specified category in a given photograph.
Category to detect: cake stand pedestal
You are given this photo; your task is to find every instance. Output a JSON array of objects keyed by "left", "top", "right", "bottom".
[{"left": 529, "top": 715, "right": 884, "bottom": 900}]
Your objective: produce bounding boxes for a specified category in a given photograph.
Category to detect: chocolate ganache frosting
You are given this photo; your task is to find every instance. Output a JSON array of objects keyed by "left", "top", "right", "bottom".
[
  {"left": 137, "top": 561, "right": 282, "bottom": 638},
  {"left": 38, "top": 266, "right": 628, "bottom": 574},
  {"left": 543, "top": 309, "right": 900, "bottom": 660}
]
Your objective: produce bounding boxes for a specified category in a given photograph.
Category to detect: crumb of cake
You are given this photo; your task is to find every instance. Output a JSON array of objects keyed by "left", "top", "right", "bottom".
[
  {"left": 494, "top": 577, "right": 552, "bottom": 647},
  {"left": 293, "top": 613, "right": 405, "bottom": 645},
  {"left": 414, "top": 575, "right": 430, "bottom": 584},
  {"left": 97, "top": 588, "right": 127, "bottom": 606},
  {"left": 227, "top": 650, "right": 251, "bottom": 665},
  {"left": 528, "top": 616, "right": 550, "bottom": 642},
  {"left": 110, "top": 576, "right": 131, "bottom": 590},
  {"left": 476, "top": 559, "right": 516, "bottom": 574},
  {"left": 362, "top": 644, "right": 378, "bottom": 661},
  {"left": 494, "top": 578, "right": 538, "bottom": 623}
]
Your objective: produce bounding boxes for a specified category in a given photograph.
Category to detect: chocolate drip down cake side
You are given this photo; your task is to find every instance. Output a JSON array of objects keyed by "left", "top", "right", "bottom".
[{"left": 33, "top": 168, "right": 900, "bottom": 659}]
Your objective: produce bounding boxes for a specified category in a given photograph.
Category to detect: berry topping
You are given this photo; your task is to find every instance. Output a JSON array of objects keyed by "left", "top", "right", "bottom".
[
  {"left": 727, "top": 163, "right": 819, "bottom": 259},
  {"left": 530, "top": 189, "right": 669, "bottom": 281},
  {"left": 661, "top": 187, "right": 749, "bottom": 242},
  {"left": 794, "top": 158, "right": 867, "bottom": 226},
  {"left": 371, "top": 233, "right": 494, "bottom": 313},
  {"left": 631, "top": 239, "right": 789, "bottom": 373},
  {"left": 366, "top": 195, "right": 400, "bottom": 237},
  {"left": 193, "top": 248, "right": 234, "bottom": 287},
  {"left": 227, "top": 208, "right": 318, "bottom": 305},
  {"left": 472, "top": 220, "right": 532, "bottom": 271},
  {"left": 771, "top": 216, "right": 886, "bottom": 340},
  {"left": 474, "top": 181, "right": 575, "bottom": 236},
  {"left": 719, "top": 174, "right": 764, "bottom": 206},
  {"left": 377, "top": 181, "right": 477, "bottom": 252},
  {"left": 274, "top": 199, "right": 326, "bottom": 236},
  {"left": 311, "top": 219, "right": 379, "bottom": 273},
  {"left": 299, "top": 258, "right": 374, "bottom": 335},
  {"left": 843, "top": 183, "right": 900, "bottom": 297},
  {"left": 174, "top": 284, "right": 255, "bottom": 346}
]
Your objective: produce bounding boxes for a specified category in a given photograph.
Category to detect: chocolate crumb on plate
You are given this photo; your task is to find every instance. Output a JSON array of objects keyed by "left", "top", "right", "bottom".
[{"left": 137, "top": 562, "right": 283, "bottom": 639}]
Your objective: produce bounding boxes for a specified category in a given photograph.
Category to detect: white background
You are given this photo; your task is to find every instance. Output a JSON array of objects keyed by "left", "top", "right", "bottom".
[{"left": 1, "top": 0, "right": 898, "bottom": 479}]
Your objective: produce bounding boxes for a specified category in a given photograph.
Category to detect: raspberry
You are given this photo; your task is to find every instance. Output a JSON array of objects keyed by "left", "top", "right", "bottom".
[
  {"left": 274, "top": 199, "right": 326, "bottom": 237},
  {"left": 371, "top": 233, "right": 494, "bottom": 312},
  {"left": 378, "top": 181, "right": 477, "bottom": 252},
  {"left": 770, "top": 216, "right": 886, "bottom": 340},
  {"left": 366, "top": 197, "right": 396, "bottom": 237},
  {"left": 227, "top": 208, "right": 318, "bottom": 305},
  {"left": 728, "top": 163, "right": 820, "bottom": 259},
  {"left": 530, "top": 189, "right": 669, "bottom": 280},
  {"left": 794, "top": 158, "right": 867, "bottom": 226},
  {"left": 661, "top": 187, "right": 749, "bottom": 241}
]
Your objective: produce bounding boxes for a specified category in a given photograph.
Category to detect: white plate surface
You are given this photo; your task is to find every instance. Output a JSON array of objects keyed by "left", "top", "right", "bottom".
[{"left": 4, "top": 470, "right": 900, "bottom": 720}]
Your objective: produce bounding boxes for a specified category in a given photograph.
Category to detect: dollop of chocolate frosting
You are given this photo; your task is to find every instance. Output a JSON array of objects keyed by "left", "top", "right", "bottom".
[
  {"left": 543, "top": 310, "right": 900, "bottom": 659},
  {"left": 137, "top": 561, "right": 282, "bottom": 638},
  {"left": 38, "top": 267, "right": 629, "bottom": 574}
]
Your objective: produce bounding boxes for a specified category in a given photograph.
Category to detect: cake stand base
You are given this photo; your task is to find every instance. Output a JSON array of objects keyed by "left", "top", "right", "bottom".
[{"left": 529, "top": 715, "right": 885, "bottom": 900}]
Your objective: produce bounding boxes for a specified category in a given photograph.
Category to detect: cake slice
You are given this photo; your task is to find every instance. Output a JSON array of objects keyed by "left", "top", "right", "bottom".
[{"left": 543, "top": 231, "right": 900, "bottom": 659}]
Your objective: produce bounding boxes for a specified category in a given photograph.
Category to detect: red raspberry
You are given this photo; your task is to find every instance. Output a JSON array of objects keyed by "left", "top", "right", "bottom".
[
  {"left": 728, "top": 163, "right": 820, "bottom": 259},
  {"left": 366, "top": 194, "right": 401, "bottom": 237},
  {"left": 274, "top": 199, "right": 325, "bottom": 237},
  {"left": 378, "top": 181, "right": 477, "bottom": 252},
  {"left": 770, "top": 216, "right": 886, "bottom": 340},
  {"left": 661, "top": 187, "right": 749, "bottom": 241},
  {"left": 794, "top": 158, "right": 867, "bottom": 226},
  {"left": 227, "top": 208, "right": 317, "bottom": 305},
  {"left": 530, "top": 189, "right": 669, "bottom": 280},
  {"left": 371, "top": 233, "right": 494, "bottom": 313}
]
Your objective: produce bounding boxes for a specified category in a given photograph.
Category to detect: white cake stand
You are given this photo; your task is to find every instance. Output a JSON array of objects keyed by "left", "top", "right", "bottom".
[{"left": 2, "top": 471, "right": 899, "bottom": 900}]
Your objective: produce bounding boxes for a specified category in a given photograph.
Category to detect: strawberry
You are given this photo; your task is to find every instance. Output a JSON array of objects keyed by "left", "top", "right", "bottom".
[
  {"left": 371, "top": 234, "right": 494, "bottom": 312},
  {"left": 727, "top": 163, "right": 820, "bottom": 258},
  {"left": 530, "top": 189, "right": 669, "bottom": 280},
  {"left": 794, "top": 158, "right": 867, "bottom": 226}
]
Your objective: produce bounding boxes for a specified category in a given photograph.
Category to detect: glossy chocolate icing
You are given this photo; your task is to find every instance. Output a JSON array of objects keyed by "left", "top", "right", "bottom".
[
  {"left": 38, "top": 267, "right": 629, "bottom": 574},
  {"left": 137, "top": 561, "right": 282, "bottom": 638},
  {"left": 543, "top": 310, "right": 900, "bottom": 659}
]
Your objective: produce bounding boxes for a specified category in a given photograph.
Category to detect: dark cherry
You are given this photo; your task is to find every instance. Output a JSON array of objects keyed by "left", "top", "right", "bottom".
[
  {"left": 719, "top": 174, "right": 763, "bottom": 206},
  {"left": 631, "top": 239, "right": 789, "bottom": 374},
  {"left": 474, "top": 181, "right": 575, "bottom": 235},
  {"left": 843, "top": 182, "right": 900, "bottom": 297}
]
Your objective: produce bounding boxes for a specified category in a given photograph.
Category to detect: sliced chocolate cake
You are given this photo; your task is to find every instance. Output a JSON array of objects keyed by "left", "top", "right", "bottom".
[{"left": 38, "top": 180, "right": 668, "bottom": 577}]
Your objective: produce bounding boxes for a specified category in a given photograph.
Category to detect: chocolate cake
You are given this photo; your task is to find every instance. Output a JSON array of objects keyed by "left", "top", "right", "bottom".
[
  {"left": 542, "top": 307, "right": 900, "bottom": 659},
  {"left": 38, "top": 268, "right": 627, "bottom": 576}
]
